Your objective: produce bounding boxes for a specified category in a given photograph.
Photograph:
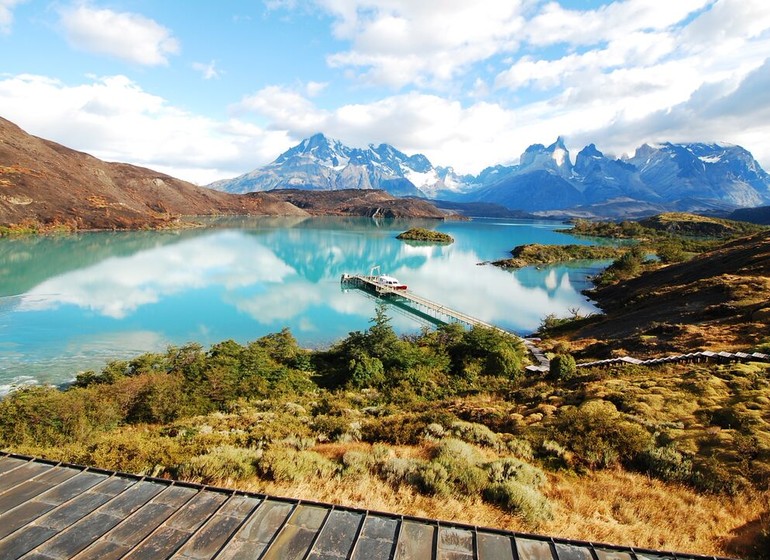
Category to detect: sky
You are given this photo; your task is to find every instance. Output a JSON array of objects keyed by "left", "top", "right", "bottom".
[{"left": 1, "top": 0, "right": 770, "bottom": 185}]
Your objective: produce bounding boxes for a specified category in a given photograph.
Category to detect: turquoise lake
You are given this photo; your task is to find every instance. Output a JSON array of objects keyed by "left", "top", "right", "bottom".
[{"left": 0, "top": 217, "right": 610, "bottom": 393}]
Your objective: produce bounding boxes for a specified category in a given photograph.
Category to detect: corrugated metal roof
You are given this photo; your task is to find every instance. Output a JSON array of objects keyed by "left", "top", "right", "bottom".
[{"left": 0, "top": 452, "right": 732, "bottom": 560}]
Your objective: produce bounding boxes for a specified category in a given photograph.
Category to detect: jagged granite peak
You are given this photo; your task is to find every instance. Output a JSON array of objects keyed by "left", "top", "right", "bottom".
[
  {"left": 208, "top": 133, "right": 770, "bottom": 217},
  {"left": 518, "top": 137, "right": 573, "bottom": 177},
  {"left": 624, "top": 142, "right": 770, "bottom": 207},
  {"left": 209, "top": 134, "right": 475, "bottom": 199}
]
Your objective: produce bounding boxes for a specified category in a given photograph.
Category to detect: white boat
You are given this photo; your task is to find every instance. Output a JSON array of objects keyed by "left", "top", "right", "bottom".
[{"left": 376, "top": 275, "right": 407, "bottom": 290}]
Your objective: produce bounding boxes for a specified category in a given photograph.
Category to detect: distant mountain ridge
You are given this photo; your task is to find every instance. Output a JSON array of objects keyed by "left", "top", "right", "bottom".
[
  {"left": 0, "top": 118, "right": 450, "bottom": 230},
  {"left": 208, "top": 133, "right": 472, "bottom": 199},
  {"left": 209, "top": 134, "right": 770, "bottom": 217}
]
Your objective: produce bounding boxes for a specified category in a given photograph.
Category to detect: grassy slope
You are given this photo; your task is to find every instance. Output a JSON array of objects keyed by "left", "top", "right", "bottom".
[{"left": 3, "top": 213, "right": 770, "bottom": 557}]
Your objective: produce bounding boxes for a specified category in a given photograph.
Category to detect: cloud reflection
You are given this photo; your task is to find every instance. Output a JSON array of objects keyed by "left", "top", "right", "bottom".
[{"left": 20, "top": 232, "right": 295, "bottom": 318}]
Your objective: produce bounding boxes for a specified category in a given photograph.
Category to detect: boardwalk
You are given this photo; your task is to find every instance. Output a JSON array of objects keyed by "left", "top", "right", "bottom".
[
  {"left": 341, "top": 273, "right": 769, "bottom": 374},
  {"left": 0, "top": 453, "right": 733, "bottom": 560},
  {"left": 342, "top": 274, "right": 551, "bottom": 370},
  {"left": 341, "top": 274, "right": 500, "bottom": 331}
]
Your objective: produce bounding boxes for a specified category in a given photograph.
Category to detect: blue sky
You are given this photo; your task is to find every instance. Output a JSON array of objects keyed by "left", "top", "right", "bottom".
[{"left": 1, "top": 0, "right": 769, "bottom": 184}]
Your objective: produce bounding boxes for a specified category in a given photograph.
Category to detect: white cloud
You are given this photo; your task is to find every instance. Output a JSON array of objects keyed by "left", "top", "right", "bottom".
[
  {"left": 305, "top": 81, "right": 328, "bottom": 97},
  {"left": 58, "top": 4, "right": 180, "bottom": 66},
  {"left": 0, "top": 74, "right": 295, "bottom": 184},
  {"left": 0, "top": 0, "right": 26, "bottom": 34},
  {"left": 525, "top": 0, "right": 712, "bottom": 47},
  {"left": 3, "top": 1, "right": 770, "bottom": 184},
  {"left": 193, "top": 60, "right": 221, "bottom": 80},
  {"left": 319, "top": 0, "right": 525, "bottom": 88}
]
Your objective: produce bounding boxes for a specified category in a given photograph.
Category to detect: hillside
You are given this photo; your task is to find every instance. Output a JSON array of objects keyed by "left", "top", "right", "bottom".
[
  {"left": 259, "top": 188, "right": 451, "bottom": 219},
  {"left": 565, "top": 230, "right": 770, "bottom": 357},
  {"left": 0, "top": 118, "right": 449, "bottom": 231}
]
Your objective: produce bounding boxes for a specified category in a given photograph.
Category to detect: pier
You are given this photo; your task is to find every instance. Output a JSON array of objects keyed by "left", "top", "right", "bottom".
[{"left": 340, "top": 273, "right": 550, "bottom": 369}]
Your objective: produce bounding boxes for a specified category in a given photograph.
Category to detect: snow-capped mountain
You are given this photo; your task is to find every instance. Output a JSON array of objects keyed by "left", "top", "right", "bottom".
[
  {"left": 208, "top": 133, "right": 470, "bottom": 198},
  {"left": 465, "top": 140, "right": 770, "bottom": 214},
  {"left": 208, "top": 133, "right": 770, "bottom": 216},
  {"left": 624, "top": 142, "right": 770, "bottom": 208}
]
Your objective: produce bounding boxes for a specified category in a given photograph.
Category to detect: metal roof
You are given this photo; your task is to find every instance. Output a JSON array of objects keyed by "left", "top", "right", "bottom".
[{"left": 0, "top": 452, "right": 731, "bottom": 560}]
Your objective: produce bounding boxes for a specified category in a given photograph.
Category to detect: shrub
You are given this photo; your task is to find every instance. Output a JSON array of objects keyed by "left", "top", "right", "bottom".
[
  {"left": 341, "top": 450, "right": 374, "bottom": 476},
  {"left": 638, "top": 445, "right": 693, "bottom": 483},
  {"left": 485, "top": 457, "right": 547, "bottom": 489},
  {"left": 549, "top": 354, "right": 577, "bottom": 381},
  {"left": 690, "top": 456, "right": 748, "bottom": 495},
  {"left": 414, "top": 462, "right": 452, "bottom": 496},
  {"left": 538, "top": 439, "right": 572, "bottom": 470},
  {"left": 86, "top": 430, "right": 186, "bottom": 476},
  {"left": 432, "top": 438, "right": 489, "bottom": 495},
  {"left": 258, "top": 446, "right": 339, "bottom": 482},
  {"left": 380, "top": 456, "right": 421, "bottom": 486},
  {"left": 505, "top": 438, "right": 534, "bottom": 460},
  {"left": 178, "top": 445, "right": 262, "bottom": 483},
  {"left": 449, "top": 421, "right": 499, "bottom": 448},
  {"left": 423, "top": 423, "right": 445, "bottom": 440},
  {"left": 552, "top": 400, "right": 652, "bottom": 469},
  {"left": 483, "top": 481, "right": 553, "bottom": 523},
  {"left": 362, "top": 414, "right": 428, "bottom": 445}
]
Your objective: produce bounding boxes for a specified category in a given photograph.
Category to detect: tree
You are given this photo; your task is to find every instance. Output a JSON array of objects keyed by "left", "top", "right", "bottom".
[{"left": 549, "top": 353, "right": 577, "bottom": 381}]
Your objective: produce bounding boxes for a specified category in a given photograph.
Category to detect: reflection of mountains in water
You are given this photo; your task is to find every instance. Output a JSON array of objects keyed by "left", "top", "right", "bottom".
[
  {"left": 511, "top": 260, "right": 610, "bottom": 297},
  {"left": 243, "top": 220, "right": 435, "bottom": 283},
  {"left": 0, "top": 229, "right": 208, "bottom": 297}
]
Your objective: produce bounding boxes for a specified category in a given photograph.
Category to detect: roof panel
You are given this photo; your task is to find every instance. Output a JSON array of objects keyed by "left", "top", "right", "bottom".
[{"left": 0, "top": 453, "right": 732, "bottom": 560}]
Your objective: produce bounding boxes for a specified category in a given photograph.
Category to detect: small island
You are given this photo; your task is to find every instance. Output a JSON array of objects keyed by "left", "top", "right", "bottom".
[
  {"left": 491, "top": 243, "right": 624, "bottom": 269},
  {"left": 396, "top": 227, "right": 454, "bottom": 243}
]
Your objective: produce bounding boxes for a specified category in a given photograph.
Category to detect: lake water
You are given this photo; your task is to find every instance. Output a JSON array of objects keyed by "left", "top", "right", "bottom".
[{"left": 0, "top": 217, "right": 610, "bottom": 393}]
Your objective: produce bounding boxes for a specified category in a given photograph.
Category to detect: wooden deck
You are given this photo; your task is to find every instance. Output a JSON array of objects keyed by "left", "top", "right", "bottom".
[{"left": 0, "top": 453, "right": 732, "bottom": 560}]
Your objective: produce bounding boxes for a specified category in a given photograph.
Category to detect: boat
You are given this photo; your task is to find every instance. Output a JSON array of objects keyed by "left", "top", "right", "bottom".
[{"left": 375, "top": 275, "right": 408, "bottom": 290}]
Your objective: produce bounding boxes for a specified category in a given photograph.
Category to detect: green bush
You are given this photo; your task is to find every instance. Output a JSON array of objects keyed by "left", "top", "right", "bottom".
[
  {"left": 449, "top": 421, "right": 500, "bottom": 448},
  {"left": 690, "top": 456, "right": 748, "bottom": 495},
  {"left": 552, "top": 400, "right": 652, "bottom": 469},
  {"left": 178, "top": 445, "right": 261, "bottom": 483},
  {"left": 341, "top": 450, "right": 374, "bottom": 476},
  {"left": 638, "top": 445, "right": 693, "bottom": 483},
  {"left": 257, "top": 446, "right": 339, "bottom": 482},
  {"left": 432, "top": 438, "right": 488, "bottom": 495},
  {"left": 483, "top": 481, "right": 553, "bottom": 523},
  {"left": 505, "top": 438, "right": 534, "bottom": 460},
  {"left": 549, "top": 354, "right": 577, "bottom": 381},
  {"left": 379, "top": 456, "right": 421, "bottom": 486},
  {"left": 485, "top": 457, "right": 547, "bottom": 489},
  {"left": 414, "top": 462, "right": 452, "bottom": 496},
  {"left": 85, "top": 430, "right": 187, "bottom": 476}
]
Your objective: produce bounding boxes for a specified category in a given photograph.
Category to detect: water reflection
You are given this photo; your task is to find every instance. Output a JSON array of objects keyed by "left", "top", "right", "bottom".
[{"left": 0, "top": 217, "right": 607, "bottom": 389}]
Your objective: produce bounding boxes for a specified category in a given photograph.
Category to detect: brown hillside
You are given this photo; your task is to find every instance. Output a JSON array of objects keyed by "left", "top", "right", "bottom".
[
  {"left": 0, "top": 117, "right": 449, "bottom": 230},
  {"left": 264, "top": 188, "right": 453, "bottom": 219},
  {"left": 571, "top": 230, "right": 770, "bottom": 356}
]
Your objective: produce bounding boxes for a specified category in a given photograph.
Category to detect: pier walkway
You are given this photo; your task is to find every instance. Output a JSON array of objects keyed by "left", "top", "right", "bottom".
[
  {"left": 341, "top": 273, "right": 768, "bottom": 374},
  {"left": 340, "top": 273, "right": 550, "bottom": 369}
]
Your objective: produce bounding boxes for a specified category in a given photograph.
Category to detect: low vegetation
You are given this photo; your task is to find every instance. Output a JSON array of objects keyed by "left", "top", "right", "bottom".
[
  {"left": 492, "top": 243, "right": 624, "bottom": 269},
  {"left": 569, "top": 212, "right": 767, "bottom": 263},
  {"left": 1, "top": 302, "right": 768, "bottom": 557},
  {"left": 396, "top": 227, "right": 454, "bottom": 243}
]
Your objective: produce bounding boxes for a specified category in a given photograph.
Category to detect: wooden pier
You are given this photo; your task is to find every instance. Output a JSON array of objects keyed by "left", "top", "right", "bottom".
[
  {"left": 341, "top": 273, "right": 501, "bottom": 331},
  {"left": 340, "top": 273, "right": 550, "bottom": 369}
]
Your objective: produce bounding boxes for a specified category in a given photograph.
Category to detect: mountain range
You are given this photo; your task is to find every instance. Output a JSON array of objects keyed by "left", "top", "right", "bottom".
[
  {"left": 0, "top": 117, "right": 449, "bottom": 231},
  {"left": 209, "top": 134, "right": 770, "bottom": 217}
]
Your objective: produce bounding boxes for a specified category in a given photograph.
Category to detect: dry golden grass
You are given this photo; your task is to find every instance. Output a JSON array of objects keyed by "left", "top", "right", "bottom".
[
  {"left": 208, "top": 458, "right": 767, "bottom": 557},
  {"left": 544, "top": 469, "right": 769, "bottom": 556}
]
